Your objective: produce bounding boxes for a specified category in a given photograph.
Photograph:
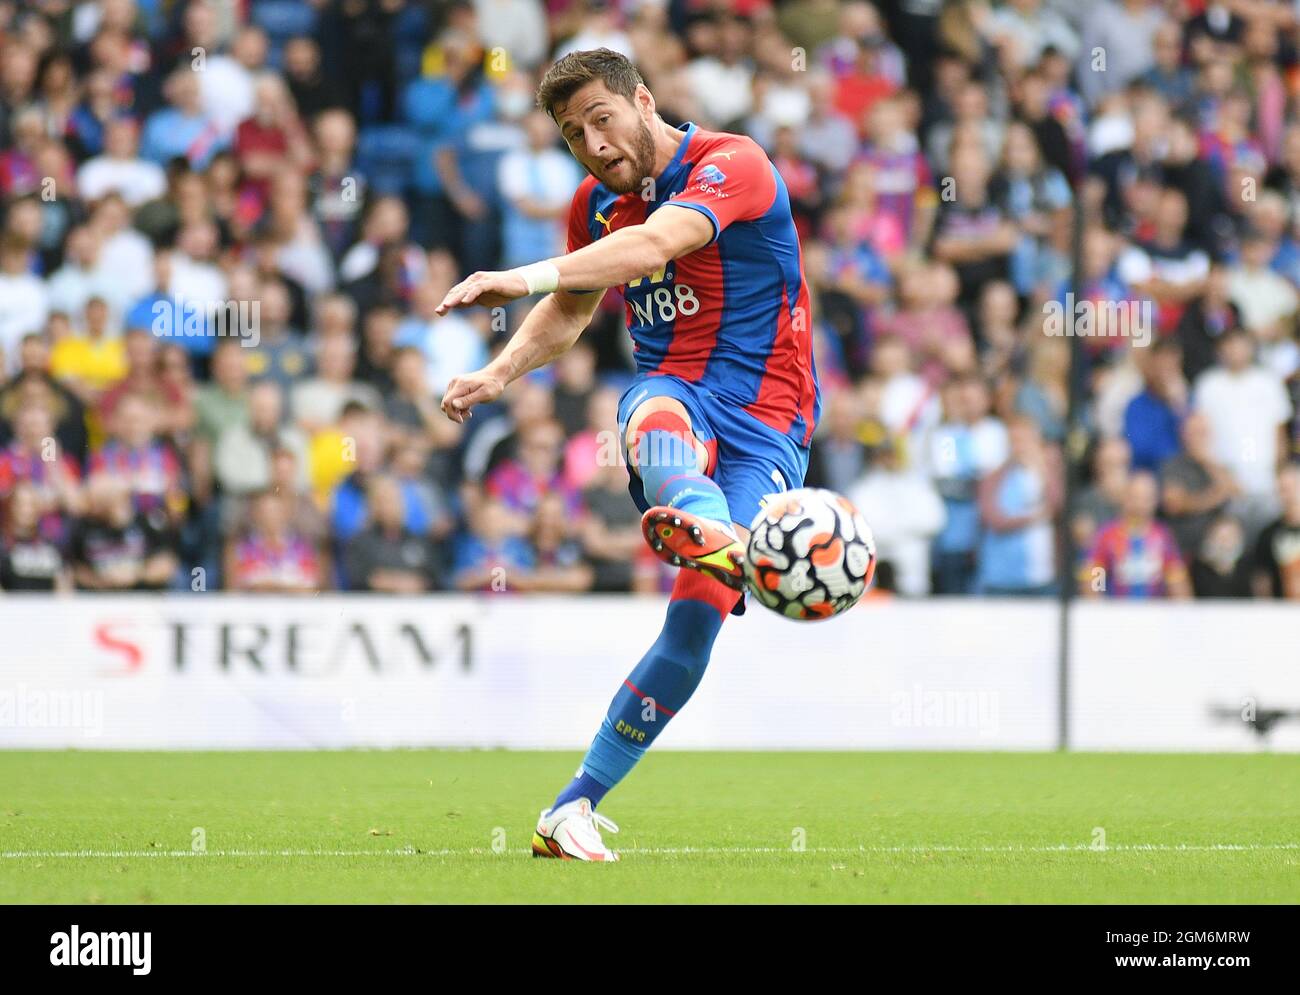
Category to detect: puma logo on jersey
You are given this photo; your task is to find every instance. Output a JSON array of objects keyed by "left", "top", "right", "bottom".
[
  {"left": 595, "top": 210, "right": 617, "bottom": 234},
  {"left": 711, "top": 151, "right": 737, "bottom": 160}
]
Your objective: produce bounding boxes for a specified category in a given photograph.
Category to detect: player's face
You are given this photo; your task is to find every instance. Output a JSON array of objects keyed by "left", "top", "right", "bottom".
[{"left": 552, "top": 80, "right": 656, "bottom": 194}]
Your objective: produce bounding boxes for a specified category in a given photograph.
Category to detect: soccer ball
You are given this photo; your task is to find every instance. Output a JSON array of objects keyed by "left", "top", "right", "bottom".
[{"left": 743, "top": 487, "right": 876, "bottom": 621}]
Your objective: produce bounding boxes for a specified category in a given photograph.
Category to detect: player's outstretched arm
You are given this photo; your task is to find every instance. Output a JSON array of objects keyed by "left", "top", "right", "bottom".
[
  {"left": 439, "top": 287, "right": 605, "bottom": 423},
  {"left": 433, "top": 206, "right": 714, "bottom": 315}
]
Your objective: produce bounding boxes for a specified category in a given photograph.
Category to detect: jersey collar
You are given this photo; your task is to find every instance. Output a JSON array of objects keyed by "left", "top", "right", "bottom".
[{"left": 653, "top": 121, "right": 697, "bottom": 193}]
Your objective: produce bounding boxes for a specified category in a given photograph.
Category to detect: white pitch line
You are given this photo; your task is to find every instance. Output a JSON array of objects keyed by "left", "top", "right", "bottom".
[{"left": 3, "top": 843, "right": 1299, "bottom": 859}]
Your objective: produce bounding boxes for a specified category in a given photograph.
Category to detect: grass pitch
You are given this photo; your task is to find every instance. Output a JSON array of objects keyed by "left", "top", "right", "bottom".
[{"left": 1, "top": 750, "right": 1297, "bottom": 903}]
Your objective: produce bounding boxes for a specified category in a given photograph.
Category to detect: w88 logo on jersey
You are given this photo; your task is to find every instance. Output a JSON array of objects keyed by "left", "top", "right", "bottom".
[{"left": 626, "top": 266, "right": 701, "bottom": 326}]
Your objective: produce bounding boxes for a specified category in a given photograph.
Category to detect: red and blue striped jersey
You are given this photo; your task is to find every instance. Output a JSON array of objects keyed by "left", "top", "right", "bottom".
[{"left": 566, "top": 122, "right": 821, "bottom": 446}]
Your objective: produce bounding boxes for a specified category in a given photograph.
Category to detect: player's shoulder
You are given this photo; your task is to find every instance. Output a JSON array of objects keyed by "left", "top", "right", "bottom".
[{"left": 687, "top": 126, "right": 769, "bottom": 165}]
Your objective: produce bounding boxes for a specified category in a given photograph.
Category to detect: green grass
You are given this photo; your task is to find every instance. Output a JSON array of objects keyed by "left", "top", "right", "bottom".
[{"left": 1, "top": 751, "right": 1297, "bottom": 903}]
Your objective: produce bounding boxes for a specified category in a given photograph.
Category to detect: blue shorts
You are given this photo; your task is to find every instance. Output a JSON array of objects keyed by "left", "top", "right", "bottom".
[{"left": 616, "top": 374, "right": 810, "bottom": 531}]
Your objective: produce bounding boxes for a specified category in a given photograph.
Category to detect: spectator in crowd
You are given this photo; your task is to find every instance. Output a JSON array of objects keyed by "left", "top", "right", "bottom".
[
  {"left": 90, "top": 391, "right": 187, "bottom": 527},
  {"left": 1077, "top": 0, "right": 1165, "bottom": 106},
  {"left": 396, "top": 277, "right": 488, "bottom": 398},
  {"left": 309, "top": 107, "right": 365, "bottom": 261},
  {"left": 225, "top": 444, "right": 328, "bottom": 567},
  {"left": 1140, "top": 22, "right": 1196, "bottom": 111},
  {"left": 976, "top": 414, "right": 1062, "bottom": 595},
  {"left": 0, "top": 481, "right": 70, "bottom": 592},
  {"left": 383, "top": 345, "right": 459, "bottom": 452},
  {"left": 1175, "top": 263, "right": 1239, "bottom": 384},
  {"left": 1012, "top": 332, "right": 1069, "bottom": 444},
  {"left": 234, "top": 72, "right": 314, "bottom": 212},
  {"left": 806, "top": 387, "right": 867, "bottom": 497},
  {"left": 214, "top": 379, "right": 307, "bottom": 498},
  {"left": 284, "top": 36, "right": 349, "bottom": 122},
  {"left": 290, "top": 333, "right": 381, "bottom": 436},
  {"left": 140, "top": 68, "right": 228, "bottom": 170},
  {"left": 857, "top": 94, "right": 936, "bottom": 257},
  {"left": 497, "top": 110, "right": 582, "bottom": 270},
  {"left": 1253, "top": 464, "right": 1300, "bottom": 599},
  {"left": 87, "top": 194, "right": 154, "bottom": 308},
  {"left": 190, "top": 339, "right": 250, "bottom": 501},
  {"left": 76, "top": 117, "right": 166, "bottom": 208},
  {"left": 1122, "top": 339, "right": 1188, "bottom": 473},
  {"left": 993, "top": 119, "right": 1073, "bottom": 300},
  {"left": 872, "top": 264, "right": 969, "bottom": 387},
  {"left": 559, "top": 378, "right": 615, "bottom": 494},
  {"left": 1193, "top": 328, "right": 1294, "bottom": 536},
  {"left": 1071, "top": 436, "right": 1131, "bottom": 559},
  {"left": 1228, "top": 228, "right": 1298, "bottom": 338},
  {"left": 329, "top": 405, "right": 431, "bottom": 577},
  {"left": 486, "top": 417, "right": 584, "bottom": 533},
  {"left": 1160, "top": 411, "right": 1239, "bottom": 560},
  {"left": 525, "top": 491, "right": 595, "bottom": 593},
  {"left": 0, "top": 402, "right": 82, "bottom": 541},
  {"left": 45, "top": 225, "right": 119, "bottom": 321},
  {"left": 389, "top": 433, "right": 455, "bottom": 545},
  {"left": 988, "top": 0, "right": 1079, "bottom": 72},
  {"left": 226, "top": 488, "right": 323, "bottom": 594},
  {"left": 926, "top": 80, "right": 1003, "bottom": 179},
  {"left": 187, "top": 6, "right": 264, "bottom": 138},
  {"left": 356, "top": 305, "right": 402, "bottom": 392},
  {"left": 848, "top": 433, "right": 946, "bottom": 596},
  {"left": 49, "top": 296, "right": 126, "bottom": 404},
  {"left": 70, "top": 473, "right": 178, "bottom": 591},
  {"left": 1190, "top": 514, "right": 1253, "bottom": 598},
  {"left": 812, "top": 203, "right": 892, "bottom": 378},
  {"left": 579, "top": 448, "right": 644, "bottom": 593},
  {"left": 244, "top": 277, "right": 311, "bottom": 391},
  {"left": 98, "top": 327, "right": 193, "bottom": 440},
  {"left": 0, "top": 333, "right": 88, "bottom": 463},
  {"left": 1116, "top": 187, "right": 1208, "bottom": 337},
  {"left": 0, "top": 232, "right": 47, "bottom": 372},
  {"left": 1083, "top": 470, "right": 1191, "bottom": 599},
  {"left": 453, "top": 495, "right": 536, "bottom": 592},
  {"left": 552, "top": 341, "right": 599, "bottom": 442},
  {"left": 870, "top": 335, "right": 940, "bottom": 461},
  {"left": 338, "top": 196, "right": 424, "bottom": 287},
  {"left": 928, "top": 373, "right": 1009, "bottom": 594},
  {"left": 931, "top": 143, "right": 1018, "bottom": 310}
]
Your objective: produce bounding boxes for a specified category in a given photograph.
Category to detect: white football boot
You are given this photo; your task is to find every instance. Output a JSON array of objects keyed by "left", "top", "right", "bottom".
[{"left": 532, "top": 798, "right": 620, "bottom": 861}]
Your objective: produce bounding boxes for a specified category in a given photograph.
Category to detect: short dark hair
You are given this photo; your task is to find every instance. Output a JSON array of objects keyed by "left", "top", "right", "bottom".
[{"left": 536, "top": 48, "right": 644, "bottom": 119}]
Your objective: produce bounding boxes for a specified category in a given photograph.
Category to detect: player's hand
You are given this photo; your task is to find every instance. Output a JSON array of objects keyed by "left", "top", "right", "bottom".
[
  {"left": 435, "top": 270, "right": 529, "bottom": 314},
  {"left": 440, "top": 369, "right": 505, "bottom": 423}
]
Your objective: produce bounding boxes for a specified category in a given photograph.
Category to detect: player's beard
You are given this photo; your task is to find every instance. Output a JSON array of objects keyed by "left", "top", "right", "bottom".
[{"left": 601, "top": 120, "right": 657, "bottom": 194}]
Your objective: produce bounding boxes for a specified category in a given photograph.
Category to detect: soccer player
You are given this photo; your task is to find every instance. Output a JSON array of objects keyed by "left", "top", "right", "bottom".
[{"left": 436, "top": 49, "right": 820, "bottom": 860}]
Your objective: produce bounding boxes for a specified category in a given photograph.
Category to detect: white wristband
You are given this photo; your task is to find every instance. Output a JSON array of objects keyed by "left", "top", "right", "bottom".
[{"left": 516, "top": 260, "right": 560, "bottom": 295}]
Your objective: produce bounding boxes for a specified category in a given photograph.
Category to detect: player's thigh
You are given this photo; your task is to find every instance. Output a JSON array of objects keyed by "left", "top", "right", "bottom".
[
  {"left": 714, "top": 427, "right": 809, "bottom": 535},
  {"left": 618, "top": 381, "right": 715, "bottom": 477}
]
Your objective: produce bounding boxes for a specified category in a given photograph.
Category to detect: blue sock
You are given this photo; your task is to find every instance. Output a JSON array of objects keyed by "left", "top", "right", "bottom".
[
  {"left": 634, "top": 423, "right": 732, "bottom": 527},
  {"left": 552, "top": 595, "right": 726, "bottom": 810},
  {"left": 552, "top": 769, "right": 612, "bottom": 811}
]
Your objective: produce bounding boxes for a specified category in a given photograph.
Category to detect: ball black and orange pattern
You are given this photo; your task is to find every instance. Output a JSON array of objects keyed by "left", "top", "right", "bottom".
[{"left": 743, "top": 488, "right": 876, "bottom": 621}]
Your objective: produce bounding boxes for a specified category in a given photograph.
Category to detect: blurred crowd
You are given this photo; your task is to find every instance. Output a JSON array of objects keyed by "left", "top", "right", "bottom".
[{"left": 0, "top": 0, "right": 1298, "bottom": 600}]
